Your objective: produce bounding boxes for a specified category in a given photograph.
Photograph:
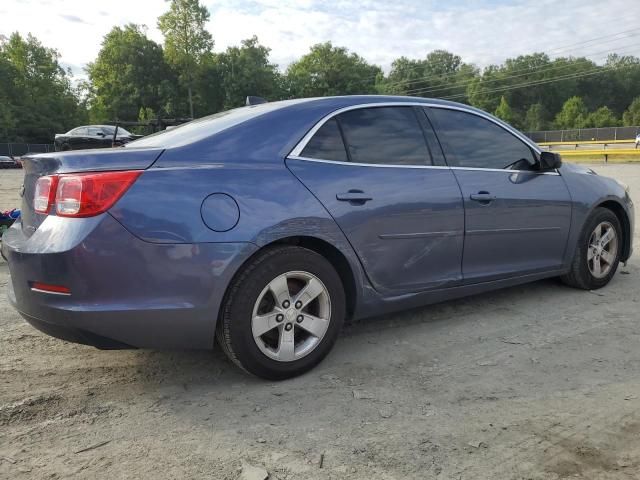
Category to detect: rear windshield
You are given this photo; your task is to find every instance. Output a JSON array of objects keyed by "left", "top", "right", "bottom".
[{"left": 126, "top": 100, "right": 303, "bottom": 149}]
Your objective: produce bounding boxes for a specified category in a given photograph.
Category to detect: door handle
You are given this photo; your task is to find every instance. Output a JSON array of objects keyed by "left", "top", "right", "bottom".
[
  {"left": 470, "top": 191, "right": 496, "bottom": 204},
  {"left": 336, "top": 190, "right": 372, "bottom": 205}
]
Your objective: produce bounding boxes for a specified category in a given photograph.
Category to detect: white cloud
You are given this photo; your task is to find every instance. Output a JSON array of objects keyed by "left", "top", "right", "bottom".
[{"left": 1, "top": 0, "right": 639, "bottom": 81}]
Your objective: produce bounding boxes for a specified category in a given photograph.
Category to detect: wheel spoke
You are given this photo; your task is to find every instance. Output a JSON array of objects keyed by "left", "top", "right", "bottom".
[
  {"left": 293, "top": 277, "right": 324, "bottom": 309},
  {"left": 252, "top": 312, "right": 280, "bottom": 338},
  {"left": 297, "top": 314, "right": 329, "bottom": 338},
  {"left": 592, "top": 259, "right": 602, "bottom": 277},
  {"left": 276, "top": 326, "right": 295, "bottom": 361},
  {"left": 600, "top": 228, "right": 613, "bottom": 247},
  {"left": 587, "top": 248, "right": 595, "bottom": 260},
  {"left": 601, "top": 250, "right": 614, "bottom": 265},
  {"left": 268, "top": 275, "right": 291, "bottom": 307},
  {"left": 594, "top": 223, "right": 602, "bottom": 242}
]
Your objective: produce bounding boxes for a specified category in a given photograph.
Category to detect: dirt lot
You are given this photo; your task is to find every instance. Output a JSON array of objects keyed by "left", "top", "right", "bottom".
[{"left": 2, "top": 165, "right": 640, "bottom": 479}]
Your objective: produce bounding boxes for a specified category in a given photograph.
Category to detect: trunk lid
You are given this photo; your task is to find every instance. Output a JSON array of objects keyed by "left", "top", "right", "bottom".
[{"left": 20, "top": 147, "right": 163, "bottom": 236}]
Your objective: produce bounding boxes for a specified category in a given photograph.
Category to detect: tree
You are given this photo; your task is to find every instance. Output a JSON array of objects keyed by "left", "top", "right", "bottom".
[
  {"left": 494, "top": 96, "right": 513, "bottom": 123},
  {"left": 596, "top": 54, "right": 640, "bottom": 116},
  {"left": 0, "top": 48, "right": 18, "bottom": 141},
  {"left": 158, "top": 0, "right": 213, "bottom": 118},
  {"left": 285, "top": 42, "right": 382, "bottom": 98},
  {"left": 217, "top": 36, "right": 282, "bottom": 109},
  {"left": 0, "top": 32, "right": 85, "bottom": 143},
  {"left": 623, "top": 97, "right": 640, "bottom": 126},
  {"left": 584, "top": 106, "right": 618, "bottom": 128},
  {"left": 554, "top": 96, "right": 589, "bottom": 129},
  {"left": 87, "top": 25, "right": 173, "bottom": 122},
  {"left": 523, "top": 103, "right": 549, "bottom": 131},
  {"left": 383, "top": 50, "right": 477, "bottom": 102}
]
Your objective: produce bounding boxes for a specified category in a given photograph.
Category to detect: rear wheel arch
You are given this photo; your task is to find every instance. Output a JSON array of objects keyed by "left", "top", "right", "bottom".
[
  {"left": 273, "top": 236, "right": 357, "bottom": 318},
  {"left": 221, "top": 236, "right": 358, "bottom": 322},
  {"left": 596, "top": 200, "right": 631, "bottom": 262},
  {"left": 216, "top": 241, "right": 349, "bottom": 379}
]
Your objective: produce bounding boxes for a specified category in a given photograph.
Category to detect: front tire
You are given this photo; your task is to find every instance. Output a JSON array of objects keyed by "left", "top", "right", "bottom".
[
  {"left": 561, "top": 207, "right": 622, "bottom": 290},
  {"left": 216, "top": 246, "right": 345, "bottom": 380}
]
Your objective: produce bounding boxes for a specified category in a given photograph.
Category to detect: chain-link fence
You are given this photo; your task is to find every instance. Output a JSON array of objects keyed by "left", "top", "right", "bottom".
[
  {"left": 525, "top": 126, "right": 640, "bottom": 143},
  {"left": 0, "top": 143, "right": 55, "bottom": 157}
]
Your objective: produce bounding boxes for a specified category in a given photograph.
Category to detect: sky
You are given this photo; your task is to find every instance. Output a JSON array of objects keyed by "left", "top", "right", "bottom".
[{"left": 1, "top": 0, "right": 640, "bottom": 80}]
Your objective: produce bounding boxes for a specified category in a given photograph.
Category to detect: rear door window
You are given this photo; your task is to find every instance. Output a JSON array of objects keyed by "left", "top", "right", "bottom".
[
  {"left": 337, "top": 107, "right": 432, "bottom": 166},
  {"left": 88, "top": 127, "right": 103, "bottom": 136}
]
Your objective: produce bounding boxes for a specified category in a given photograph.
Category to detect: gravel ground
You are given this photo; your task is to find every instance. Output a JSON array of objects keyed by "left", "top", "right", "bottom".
[{"left": 2, "top": 164, "right": 640, "bottom": 479}]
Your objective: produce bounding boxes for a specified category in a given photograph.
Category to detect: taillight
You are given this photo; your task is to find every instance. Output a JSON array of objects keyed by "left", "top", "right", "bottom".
[
  {"left": 55, "top": 171, "right": 142, "bottom": 217},
  {"left": 34, "top": 176, "right": 59, "bottom": 214},
  {"left": 33, "top": 171, "right": 141, "bottom": 218}
]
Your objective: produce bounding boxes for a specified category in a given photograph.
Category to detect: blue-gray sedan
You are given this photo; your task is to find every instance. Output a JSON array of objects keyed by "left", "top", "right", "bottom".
[{"left": 2, "top": 96, "right": 634, "bottom": 379}]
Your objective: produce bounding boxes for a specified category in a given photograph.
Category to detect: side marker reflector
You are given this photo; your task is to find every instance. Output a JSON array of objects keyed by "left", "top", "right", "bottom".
[{"left": 30, "top": 282, "right": 71, "bottom": 295}]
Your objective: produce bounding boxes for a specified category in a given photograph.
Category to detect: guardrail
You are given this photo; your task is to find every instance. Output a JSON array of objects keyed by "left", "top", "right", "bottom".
[
  {"left": 538, "top": 139, "right": 637, "bottom": 148},
  {"left": 553, "top": 148, "right": 640, "bottom": 162}
]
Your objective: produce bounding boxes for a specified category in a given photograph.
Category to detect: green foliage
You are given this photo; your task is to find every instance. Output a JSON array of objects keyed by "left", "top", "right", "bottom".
[
  {"left": 86, "top": 24, "right": 173, "bottom": 122},
  {"left": 285, "top": 42, "right": 381, "bottom": 98},
  {"left": 382, "top": 50, "right": 477, "bottom": 102},
  {"left": 584, "top": 106, "right": 618, "bottom": 128},
  {"left": 554, "top": 96, "right": 589, "bottom": 129},
  {"left": 0, "top": 32, "right": 85, "bottom": 143},
  {"left": 494, "top": 96, "right": 513, "bottom": 124},
  {"left": 623, "top": 97, "right": 640, "bottom": 126},
  {"left": 523, "top": 103, "right": 549, "bottom": 131},
  {"left": 6, "top": 21, "right": 640, "bottom": 144},
  {"left": 218, "top": 36, "right": 282, "bottom": 109},
  {"left": 158, "top": 0, "right": 213, "bottom": 117}
]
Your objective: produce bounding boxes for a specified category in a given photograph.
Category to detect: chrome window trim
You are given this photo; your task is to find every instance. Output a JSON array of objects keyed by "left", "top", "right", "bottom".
[
  {"left": 288, "top": 155, "right": 449, "bottom": 170},
  {"left": 287, "top": 101, "right": 542, "bottom": 159},
  {"left": 287, "top": 155, "right": 560, "bottom": 175}
]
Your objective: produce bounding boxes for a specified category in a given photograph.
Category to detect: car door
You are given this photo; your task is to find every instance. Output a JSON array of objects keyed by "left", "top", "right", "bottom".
[
  {"left": 86, "top": 127, "right": 108, "bottom": 149},
  {"left": 68, "top": 127, "right": 88, "bottom": 149},
  {"left": 287, "top": 105, "right": 464, "bottom": 294},
  {"left": 426, "top": 106, "right": 572, "bottom": 283}
]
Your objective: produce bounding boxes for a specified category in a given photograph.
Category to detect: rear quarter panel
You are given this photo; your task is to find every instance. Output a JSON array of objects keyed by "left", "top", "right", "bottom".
[{"left": 109, "top": 158, "right": 372, "bottom": 315}]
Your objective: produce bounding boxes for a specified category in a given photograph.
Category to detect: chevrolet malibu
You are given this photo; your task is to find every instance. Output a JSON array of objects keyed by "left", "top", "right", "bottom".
[{"left": 2, "top": 96, "right": 634, "bottom": 379}]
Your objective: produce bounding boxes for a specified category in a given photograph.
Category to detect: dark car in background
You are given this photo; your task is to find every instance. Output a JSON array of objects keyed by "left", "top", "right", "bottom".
[
  {"left": 0, "top": 155, "right": 20, "bottom": 169},
  {"left": 54, "top": 125, "right": 139, "bottom": 151},
  {"left": 3, "top": 96, "right": 634, "bottom": 380}
]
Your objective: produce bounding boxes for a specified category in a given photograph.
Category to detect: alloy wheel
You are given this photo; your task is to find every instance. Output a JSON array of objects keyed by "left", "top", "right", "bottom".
[
  {"left": 587, "top": 221, "right": 618, "bottom": 279},
  {"left": 251, "top": 271, "right": 331, "bottom": 362}
]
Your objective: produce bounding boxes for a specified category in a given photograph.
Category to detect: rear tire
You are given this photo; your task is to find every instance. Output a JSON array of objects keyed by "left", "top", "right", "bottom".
[
  {"left": 561, "top": 207, "right": 622, "bottom": 290},
  {"left": 216, "top": 245, "right": 345, "bottom": 380}
]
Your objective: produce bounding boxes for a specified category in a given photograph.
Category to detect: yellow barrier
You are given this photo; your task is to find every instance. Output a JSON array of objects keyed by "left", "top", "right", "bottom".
[
  {"left": 538, "top": 139, "right": 636, "bottom": 147},
  {"left": 555, "top": 149, "right": 640, "bottom": 157}
]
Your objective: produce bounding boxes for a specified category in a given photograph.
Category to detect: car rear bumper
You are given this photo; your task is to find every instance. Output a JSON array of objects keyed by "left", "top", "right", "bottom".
[{"left": 2, "top": 214, "right": 257, "bottom": 349}]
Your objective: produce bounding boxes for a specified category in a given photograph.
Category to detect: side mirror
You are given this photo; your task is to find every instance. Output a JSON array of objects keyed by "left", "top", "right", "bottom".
[{"left": 539, "top": 151, "right": 562, "bottom": 170}]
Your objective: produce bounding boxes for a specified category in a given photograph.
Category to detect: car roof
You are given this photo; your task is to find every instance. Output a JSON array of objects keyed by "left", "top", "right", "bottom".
[
  {"left": 138, "top": 95, "right": 499, "bottom": 167},
  {"left": 251, "top": 95, "right": 471, "bottom": 114},
  {"left": 73, "top": 125, "right": 126, "bottom": 129},
  {"left": 127, "top": 95, "right": 475, "bottom": 149}
]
